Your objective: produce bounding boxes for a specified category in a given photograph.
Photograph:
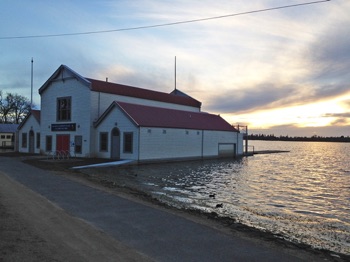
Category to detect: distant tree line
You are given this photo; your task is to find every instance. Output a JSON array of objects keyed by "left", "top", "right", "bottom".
[
  {"left": 247, "top": 133, "right": 350, "bottom": 143},
  {"left": 0, "top": 91, "right": 31, "bottom": 124}
]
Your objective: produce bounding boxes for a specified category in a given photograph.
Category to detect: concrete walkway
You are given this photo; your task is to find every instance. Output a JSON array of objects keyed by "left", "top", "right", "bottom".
[
  {"left": 0, "top": 157, "right": 316, "bottom": 262},
  {"left": 71, "top": 159, "right": 134, "bottom": 169}
]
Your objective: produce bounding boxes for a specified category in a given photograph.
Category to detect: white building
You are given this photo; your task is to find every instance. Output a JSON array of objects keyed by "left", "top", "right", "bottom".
[
  {"left": 18, "top": 65, "right": 243, "bottom": 162},
  {"left": 0, "top": 124, "right": 19, "bottom": 149}
]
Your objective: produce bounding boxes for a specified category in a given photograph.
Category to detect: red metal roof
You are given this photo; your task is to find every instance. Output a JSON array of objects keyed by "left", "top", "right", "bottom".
[
  {"left": 116, "top": 101, "right": 238, "bottom": 132},
  {"left": 31, "top": 110, "right": 41, "bottom": 124},
  {"left": 87, "top": 78, "right": 202, "bottom": 109}
]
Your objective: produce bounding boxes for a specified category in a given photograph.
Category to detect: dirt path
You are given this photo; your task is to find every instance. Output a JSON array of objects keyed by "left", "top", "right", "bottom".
[{"left": 0, "top": 172, "right": 152, "bottom": 262}]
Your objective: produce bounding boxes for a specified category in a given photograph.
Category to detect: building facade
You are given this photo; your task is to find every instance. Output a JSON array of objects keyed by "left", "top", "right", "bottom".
[
  {"left": 18, "top": 65, "right": 243, "bottom": 162},
  {"left": 0, "top": 124, "right": 19, "bottom": 149}
]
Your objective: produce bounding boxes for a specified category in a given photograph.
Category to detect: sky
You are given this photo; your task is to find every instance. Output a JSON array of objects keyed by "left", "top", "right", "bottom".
[{"left": 1, "top": 0, "right": 349, "bottom": 137}]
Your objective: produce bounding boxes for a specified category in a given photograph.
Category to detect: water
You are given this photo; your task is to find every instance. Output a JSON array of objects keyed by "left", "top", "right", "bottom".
[{"left": 82, "top": 141, "right": 350, "bottom": 255}]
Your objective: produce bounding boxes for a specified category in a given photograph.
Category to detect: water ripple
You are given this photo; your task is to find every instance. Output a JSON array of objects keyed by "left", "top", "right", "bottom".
[{"left": 82, "top": 141, "right": 350, "bottom": 255}]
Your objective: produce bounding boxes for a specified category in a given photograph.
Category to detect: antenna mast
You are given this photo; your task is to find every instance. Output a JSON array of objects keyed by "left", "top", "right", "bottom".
[{"left": 174, "top": 56, "right": 177, "bottom": 90}]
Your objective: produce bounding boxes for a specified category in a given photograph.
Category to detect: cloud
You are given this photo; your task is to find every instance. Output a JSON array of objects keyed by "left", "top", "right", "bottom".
[
  {"left": 204, "top": 83, "right": 294, "bottom": 113},
  {"left": 203, "top": 2, "right": 350, "bottom": 115},
  {"left": 323, "top": 113, "right": 350, "bottom": 118},
  {"left": 205, "top": 81, "right": 350, "bottom": 114},
  {"left": 340, "top": 99, "right": 350, "bottom": 109},
  {"left": 305, "top": 4, "right": 350, "bottom": 84},
  {"left": 322, "top": 112, "right": 350, "bottom": 126},
  {"left": 330, "top": 118, "right": 350, "bottom": 126}
]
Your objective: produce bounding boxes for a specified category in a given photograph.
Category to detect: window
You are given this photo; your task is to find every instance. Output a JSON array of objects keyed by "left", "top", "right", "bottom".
[
  {"left": 6, "top": 135, "right": 11, "bottom": 139},
  {"left": 123, "top": 132, "right": 133, "bottom": 153},
  {"left": 57, "top": 97, "right": 71, "bottom": 121},
  {"left": 1, "top": 135, "right": 5, "bottom": 139},
  {"left": 100, "top": 132, "right": 108, "bottom": 151},
  {"left": 22, "top": 133, "right": 27, "bottom": 148},
  {"left": 36, "top": 133, "right": 40, "bottom": 148},
  {"left": 75, "top": 136, "right": 82, "bottom": 154},
  {"left": 46, "top": 136, "right": 52, "bottom": 151}
]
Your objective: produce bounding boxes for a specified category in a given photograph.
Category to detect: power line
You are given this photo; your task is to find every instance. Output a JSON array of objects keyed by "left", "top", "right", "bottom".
[{"left": 0, "top": 0, "right": 330, "bottom": 40}]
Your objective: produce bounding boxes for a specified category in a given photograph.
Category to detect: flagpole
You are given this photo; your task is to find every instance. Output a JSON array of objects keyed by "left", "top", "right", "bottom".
[{"left": 31, "top": 58, "right": 33, "bottom": 109}]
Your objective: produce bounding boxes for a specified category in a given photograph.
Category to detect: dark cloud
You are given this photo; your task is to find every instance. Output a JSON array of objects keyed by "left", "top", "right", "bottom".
[
  {"left": 322, "top": 112, "right": 350, "bottom": 126},
  {"left": 205, "top": 83, "right": 295, "bottom": 113},
  {"left": 323, "top": 112, "right": 350, "bottom": 118},
  {"left": 205, "top": 82, "right": 349, "bottom": 114},
  {"left": 330, "top": 118, "right": 349, "bottom": 126},
  {"left": 306, "top": 18, "right": 350, "bottom": 83}
]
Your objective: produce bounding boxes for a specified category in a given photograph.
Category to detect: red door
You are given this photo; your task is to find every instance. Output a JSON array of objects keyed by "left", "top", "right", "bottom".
[{"left": 56, "top": 135, "right": 70, "bottom": 152}]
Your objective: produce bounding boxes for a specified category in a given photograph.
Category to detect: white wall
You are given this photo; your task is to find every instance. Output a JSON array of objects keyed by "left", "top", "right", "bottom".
[
  {"left": 202, "top": 130, "right": 243, "bottom": 157},
  {"left": 94, "top": 105, "right": 139, "bottom": 159},
  {"left": 40, "top": 77, "right": 92, "bottom": 157},
  {"left": 139, "top": 128, "right": 243, "bottom": 162},
  {"left": 18, "top": 116, "right": 40, "bottom": 154},
  {"left": 92, "top": 91, "right": 200, "bottom": 122},
  {"left": 139, "top": 128, "right": 202, "bottom": 161},
  {"left": 0, "top": 132, "right": 14, "bottom": 147}
]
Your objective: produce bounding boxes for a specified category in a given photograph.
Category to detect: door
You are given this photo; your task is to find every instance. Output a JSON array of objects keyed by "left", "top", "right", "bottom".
[
  {"left": 218, "top": 143, "right": 236, "bottom": 158},
  {"left": 111, "top": 128, "right": 120, "bottom": 160},
  {"left": 56, "top": 134, "right": 70, "bottom": 152},
  {"left": 29, "top": 130, "right": 35, "bottom": 153}
]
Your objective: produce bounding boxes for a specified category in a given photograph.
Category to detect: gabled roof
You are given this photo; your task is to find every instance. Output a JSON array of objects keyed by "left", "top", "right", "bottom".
[
  {"left": 39, "top": 65, "right": 90, "bottom": 94},
  {"left": 87, "top": 78, "right": 202, "bottom": 109},
  {"left": 0, "top": 123, "right": 19, "bottom": 133},
  {"left": 39, "top": 65, "right": 202, "bottom": 109},
  {"left": 95, "top": 101, "right": 238, "bottom": 132},
  {"left": 31, "top": 110, "right": 41, "bottom": 123},
  {"left": 18, "top": 110, "right": 40, "bottom": 130}
]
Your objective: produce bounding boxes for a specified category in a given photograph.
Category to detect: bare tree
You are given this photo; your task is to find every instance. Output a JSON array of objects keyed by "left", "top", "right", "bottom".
[
  {"left": 11, "top": 93, "right": 31, "bottom": 124},
  {"left": 0, "top": 92, "right": 14, "bottom": 123},
  {"left": 0, "top": 91, "right": 31, "bottom": 124},
  {"left": 0, "top": 91, "right": 3, "bottom": 123}
]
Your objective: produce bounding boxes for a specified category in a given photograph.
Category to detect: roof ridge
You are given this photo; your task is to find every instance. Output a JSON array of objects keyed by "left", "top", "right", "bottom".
[{"left": 88, "top": 78, "right": 202, "bottom": 109}]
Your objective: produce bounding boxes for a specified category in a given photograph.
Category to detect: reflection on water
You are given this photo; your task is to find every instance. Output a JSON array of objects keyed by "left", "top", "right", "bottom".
[{"left": 82, "top": 141, "right": 350, "bottom": 255}]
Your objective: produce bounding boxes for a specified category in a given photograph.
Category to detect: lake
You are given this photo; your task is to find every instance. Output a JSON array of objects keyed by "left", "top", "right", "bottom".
[{"left": 83, "top": 141, "right": 350, "bottom": 255}]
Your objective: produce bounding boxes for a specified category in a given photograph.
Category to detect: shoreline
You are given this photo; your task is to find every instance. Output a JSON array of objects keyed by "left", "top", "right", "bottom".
[
  {"left": 1, "top": 154, "right": 349, "bottom": 261},
  {"left": 76, "top": 174, "right": 349, "bottom": 261}
]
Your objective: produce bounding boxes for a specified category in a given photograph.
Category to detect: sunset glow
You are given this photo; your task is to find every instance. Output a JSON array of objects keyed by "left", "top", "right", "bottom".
[{"left": 1, "top": 0, "right": 349, "bottom": 136}]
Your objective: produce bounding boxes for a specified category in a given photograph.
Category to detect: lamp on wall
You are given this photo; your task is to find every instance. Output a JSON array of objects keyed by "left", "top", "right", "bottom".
[{"left": 115, "top": 122, "right": 118, "bottom": 126}]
